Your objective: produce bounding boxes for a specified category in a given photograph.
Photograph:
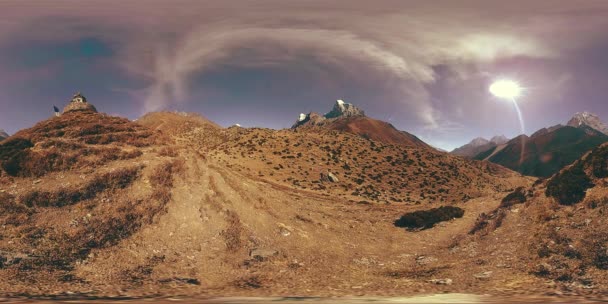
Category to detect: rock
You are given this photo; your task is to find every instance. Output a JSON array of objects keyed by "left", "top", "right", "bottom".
[
  {"left": 324, "top": 100, "right": 365, "bottom": 119},
  {"left": 320, "top": 171, "right": 339, "bottom": 183},
  {"left": 327, "top": 172, "right": 339, "bottom": 183},
  {"left": 474, "top": 271, "right": 493, "bottom": 279},
  {"left": 428, "top": 278, "right": 452, "bottom": 285},
  {"left": 249, "top": 248, "right": 278, "bottom": 261},
  {"left": 416, "top": 255, "right": 438, "bottom": 265}
]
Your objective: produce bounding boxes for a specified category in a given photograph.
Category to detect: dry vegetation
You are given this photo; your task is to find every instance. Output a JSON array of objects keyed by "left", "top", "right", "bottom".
[
  {"left": 1, "top": 109, "right": 608, "bottom": 298},
  {"left": 0, "top": 110, "right": 186, "bottom": 292},
  {"left": 211, "top": 127, "right": 525, "bottom": 205}
]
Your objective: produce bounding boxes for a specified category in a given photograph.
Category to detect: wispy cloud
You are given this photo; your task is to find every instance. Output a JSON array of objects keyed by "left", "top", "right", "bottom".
[{"left": 2, "top": 0, "right": 608, "bottom": 149}]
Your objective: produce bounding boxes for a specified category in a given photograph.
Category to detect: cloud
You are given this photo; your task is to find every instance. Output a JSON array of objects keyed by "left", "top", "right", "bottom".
[{"left": 2, "top": 0, "right": 608, "bottom": 138}]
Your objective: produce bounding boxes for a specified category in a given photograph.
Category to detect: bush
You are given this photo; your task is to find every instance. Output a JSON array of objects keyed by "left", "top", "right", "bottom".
[
  {"left": 580, "top": 233, "right": 608, "bottom": 270},
  {"left": 500, "top": 187, "right": 527, "bottom": 208},
  {"left": 394, "top": 206, "right": 464, "bottom": 230},
  {"left": 545, "top": 162, "right": 593, "bottom": 205},
  {"left": 590, "top": 145, "right": 608, "bottom": 178}
]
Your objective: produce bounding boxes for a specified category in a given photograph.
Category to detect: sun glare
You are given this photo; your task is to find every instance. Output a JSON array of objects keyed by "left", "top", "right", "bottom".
[{"left": 489, "top": 79, "right": 522, "bottom": 99}]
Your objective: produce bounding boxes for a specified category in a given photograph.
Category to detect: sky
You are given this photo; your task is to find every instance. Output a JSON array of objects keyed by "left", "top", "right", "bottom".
[{"left": 1, "top": 1, "right": 608, "bottom": 151}]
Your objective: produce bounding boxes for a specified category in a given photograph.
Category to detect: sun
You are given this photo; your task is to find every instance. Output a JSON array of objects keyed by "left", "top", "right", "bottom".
[{"left": 489, "top": 79, "right": 522, "bottom": 99}]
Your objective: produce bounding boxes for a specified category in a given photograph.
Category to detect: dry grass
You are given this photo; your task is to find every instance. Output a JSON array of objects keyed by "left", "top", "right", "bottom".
[{"left": 20, "top": 166, "right": 142, "bottom": 207}]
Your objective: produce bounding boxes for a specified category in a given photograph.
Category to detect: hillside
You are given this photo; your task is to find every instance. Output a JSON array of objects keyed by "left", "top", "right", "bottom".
[
  {"left": 474, "top": 126, "right": 608, "bottom": 177},
  {"left": 0, "top": 104, "right": 546, "bottom": 297},
  {"left": 214, "top": 127, "right": 523, "bottom": 205},
  {"left": 0, "top": 109, "right": 188, "bottom": 295},
  {"left": 453, "top": 143, "right": 608, "bottom": 293}
]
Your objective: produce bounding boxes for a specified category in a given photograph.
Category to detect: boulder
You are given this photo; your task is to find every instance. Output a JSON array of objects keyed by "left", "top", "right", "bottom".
[{"left": 250, "top": 248, "right": 278, "bottom": 261}]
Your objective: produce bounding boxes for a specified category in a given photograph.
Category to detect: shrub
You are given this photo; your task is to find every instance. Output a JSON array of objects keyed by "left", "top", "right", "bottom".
[
  {"left": 545, "top": 162, "right": 593, "bottom": 205},
  {"left": 590, "top": 145, "right": 608, "bottom": 178},
  {"left": 394, "top": 206, "right": 464, "bottom": 230},
  {"left": 500, "top": 187, "right": 527, "bottom": 208},
  {"left": 580, "top": 233, "right": 608, "bottom": 270}
]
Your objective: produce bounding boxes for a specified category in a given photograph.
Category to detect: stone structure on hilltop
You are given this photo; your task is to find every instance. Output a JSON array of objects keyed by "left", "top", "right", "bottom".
[{"left": 62, "top": 92, "right": 97, "bottom": 114}]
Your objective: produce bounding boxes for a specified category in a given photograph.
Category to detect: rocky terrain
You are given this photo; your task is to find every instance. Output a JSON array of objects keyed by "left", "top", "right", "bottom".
[
  {"left": 0, "top": 98, "right": 607, "bottom": 300},
  {"left": 473, "top": 113, "right": 608, "bottom": 177}
]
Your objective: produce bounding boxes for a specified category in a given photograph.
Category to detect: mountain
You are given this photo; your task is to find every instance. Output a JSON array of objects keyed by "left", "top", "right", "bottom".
[
  {"left": 567, "top": 111, "right": 608, "bottom": 135},
  {"left": 474, "top": 124, "right": 608, "bottom": 177},
  {"left": 293, "top": 100, "right": 430, "bottom": 149},
  {"left": 0, "top": 94, "right": 537, "bottom": 296},
  {"left": 0, "top": 129, "right": 8, "bottom": 141},
  {"left": 451, "top": 135, "right": 509, "bottom": 158}
]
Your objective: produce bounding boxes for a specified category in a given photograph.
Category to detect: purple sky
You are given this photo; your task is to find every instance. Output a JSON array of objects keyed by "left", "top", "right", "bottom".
[{"left": 1, "top": 0, "right": 608, "bottom": 150}]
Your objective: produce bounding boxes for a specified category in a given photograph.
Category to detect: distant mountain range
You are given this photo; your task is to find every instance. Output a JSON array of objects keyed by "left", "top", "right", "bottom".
[
  {"left": 0, "top": 129, "right": 8, "bottom": 141},
  {"left": 464, "top": 112, "right": 608, "bottom": 177},
  {"left": 292, "top": 100, "right": 430, "bottom": 149},
  {"left": 451, "top": 135, "right": 509, "bottom": 158}
]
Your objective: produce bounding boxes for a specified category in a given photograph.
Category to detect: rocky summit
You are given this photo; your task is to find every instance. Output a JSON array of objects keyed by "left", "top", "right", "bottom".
[
  {"left": 324, "top": 99, "right": 365, "bottom": 119},
  {"left": 567, "top": 111, "right": 608, "bottom": 135}
]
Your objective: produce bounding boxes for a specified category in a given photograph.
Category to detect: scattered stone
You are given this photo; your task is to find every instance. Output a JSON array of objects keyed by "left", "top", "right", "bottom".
[
  {"left": 33, "top": 179, "right": 42, "bottom": 185},
  {"left": 428, "top": 278, "right": 452, "bottom": 285},
  {"left": 474, "top": 271, "right": 493, "bottom": 280},
  {"left": 249, "top": 248, "right": 278, "bottom": 261},
  {"left": 416, "top": 255, "right": 438, "bottom": 265},
  {"left": 320, "top": 171, "right": 339, "bottom": 183}
]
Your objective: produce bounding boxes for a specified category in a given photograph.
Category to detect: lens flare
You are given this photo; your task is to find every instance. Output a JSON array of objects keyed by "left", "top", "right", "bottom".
[{"left": 489, "top": 80, "right": 522, "bottom": 99}]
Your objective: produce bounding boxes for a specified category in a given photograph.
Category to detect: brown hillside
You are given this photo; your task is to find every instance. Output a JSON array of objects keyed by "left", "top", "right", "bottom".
[
  {"left": 454, "top": 143, "right": 608, "bottom": 293},
  {"left": 0, "top": 110, "right": 188, "bottom": 295},
  {"left": 13, "top": 110, "right": 608, "bottom": 298}
]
